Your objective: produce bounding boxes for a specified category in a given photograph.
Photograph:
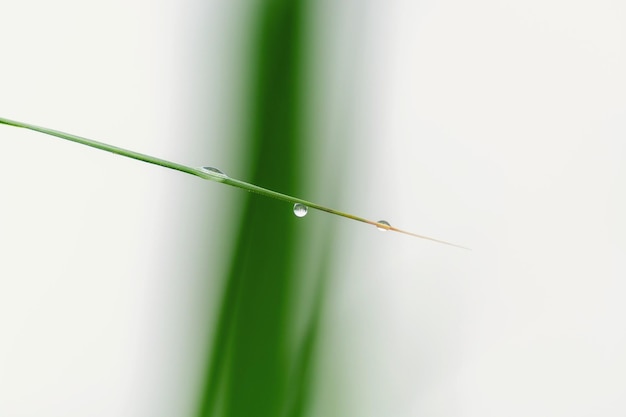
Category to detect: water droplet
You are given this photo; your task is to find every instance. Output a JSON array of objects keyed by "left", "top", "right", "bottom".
[
  {"left": 293, "top": 203, "right": 308, "bottom": 218},
  {"left": 200, "top": 166, "right": 228, "bottom": 179},
  {"left": 376, "top": 220, "right": 391, "bottom": 231}
]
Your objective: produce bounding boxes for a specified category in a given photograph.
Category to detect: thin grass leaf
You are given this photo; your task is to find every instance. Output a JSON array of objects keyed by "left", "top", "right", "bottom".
[{"left": 0, "top": 116, "right": 468, "bottom": 249}]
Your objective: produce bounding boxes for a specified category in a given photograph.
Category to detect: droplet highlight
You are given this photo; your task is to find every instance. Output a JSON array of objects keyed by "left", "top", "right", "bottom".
[
  {"left": 293, "top": 203, "right": 308, "bottom": 218},
  {"left": 376, "top": 220, "right": 391, "bottom": 231},
  {"left": 200, "top": 166, "right": 228, "bottom": 180}
]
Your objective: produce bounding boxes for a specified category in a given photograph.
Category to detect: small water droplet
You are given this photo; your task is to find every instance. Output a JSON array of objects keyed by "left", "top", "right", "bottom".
[
  {"left": 293, "top": 203, "right": 308, "bottom": 218},
  {"left": 200, "top": 166, "right": 228, "bottom": 179},
  {"left": 376, "top": 220, "right": 391, "bottom": 231}
]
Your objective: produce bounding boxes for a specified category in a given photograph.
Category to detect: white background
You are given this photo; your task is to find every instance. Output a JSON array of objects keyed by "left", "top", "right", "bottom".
[
  {"left": 0, "top": 1, "right": 242, "bottom": 416},
  {"left": 1, "top": 0, "right": 625, "bottom": 416},
  {"left": 318, "top": 0, "right": 626, "bottom": 416}
]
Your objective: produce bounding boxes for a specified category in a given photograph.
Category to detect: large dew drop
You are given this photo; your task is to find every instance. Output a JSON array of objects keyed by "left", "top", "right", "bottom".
[
  {"left": 293, "top": 203, "right": 308, "bottom": 218},
  {"left": 376, "top": 220, "right": 391, "bottom": 231},
  {"left": 200, "top": 166, "right": 228, "bottom": 179}
]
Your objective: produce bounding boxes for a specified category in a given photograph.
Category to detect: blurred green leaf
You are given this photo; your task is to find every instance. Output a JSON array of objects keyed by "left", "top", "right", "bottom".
[{"left": 196, "top": 1, "right": 313, "bottom": 416}]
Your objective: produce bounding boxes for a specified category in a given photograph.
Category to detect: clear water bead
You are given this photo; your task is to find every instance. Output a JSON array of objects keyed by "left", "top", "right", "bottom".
[
  {"left": 200, "top": 166, "right": 228, "bottom": 179},
  {"left": 293, "top": 203, "right": 308, "bottom": 218},
  {"left": 376, "top": 220, "right": 391, "bottom": 231}
]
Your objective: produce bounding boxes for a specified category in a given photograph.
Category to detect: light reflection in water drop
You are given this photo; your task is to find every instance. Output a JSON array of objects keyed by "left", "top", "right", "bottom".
[
  {"left": 376, "top": 220, "right": 391, "bottom": 231},
  {"left": 293, "top": 203, "right": 308, "bottom": 218},
  {"left": 200, "top": 166, "right": 228, "bottom": 180}
]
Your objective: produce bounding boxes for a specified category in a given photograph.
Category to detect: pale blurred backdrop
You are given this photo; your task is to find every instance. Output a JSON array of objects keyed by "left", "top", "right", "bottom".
[{"left": 1, "top": 0, "right": 625, "bottom": 416}]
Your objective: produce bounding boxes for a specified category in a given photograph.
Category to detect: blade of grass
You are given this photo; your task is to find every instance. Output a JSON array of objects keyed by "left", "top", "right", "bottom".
[
  {"left": 0, "top": 116, "right": 468, "bottom": 249},
  {"left": 283, "top": 229, "right": 333, "bottom": 417},
  {"left": 198, "top": 1, "right": 309, "bottom": 415}
]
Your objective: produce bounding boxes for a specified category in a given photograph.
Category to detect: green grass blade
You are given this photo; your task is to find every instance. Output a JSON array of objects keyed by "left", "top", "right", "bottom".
[{"left": 0, "top": 116, "right": 468, "bottom": 249}]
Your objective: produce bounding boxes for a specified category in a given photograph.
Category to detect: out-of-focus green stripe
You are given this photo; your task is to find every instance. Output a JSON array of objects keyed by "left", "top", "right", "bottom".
[{"left": 196, "top": 1, "right": 311, "bottom": 417}]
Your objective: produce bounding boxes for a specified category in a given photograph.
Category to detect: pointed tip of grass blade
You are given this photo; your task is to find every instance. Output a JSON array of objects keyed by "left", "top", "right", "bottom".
[
  {"left": 389, "top": 225, "right": 471, "bottom": 250},
  {"left": 369, "top": 219, "right": 469, "bottom": 250}
]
